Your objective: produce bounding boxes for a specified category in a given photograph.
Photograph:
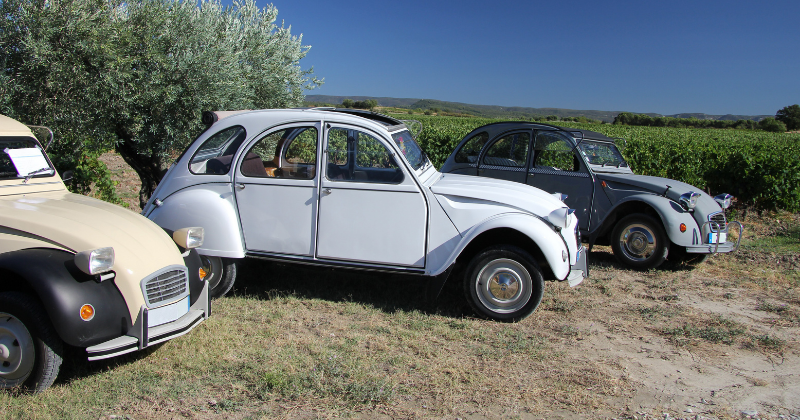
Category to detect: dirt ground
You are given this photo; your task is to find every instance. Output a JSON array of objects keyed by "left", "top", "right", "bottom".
[{"left": 97, "top": 153, "right": 800, "bottom": 419}]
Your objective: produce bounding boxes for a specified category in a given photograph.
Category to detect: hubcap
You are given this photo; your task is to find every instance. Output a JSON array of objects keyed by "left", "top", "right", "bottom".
[
  {"left": 475, "top": 258, "right": 532, "bottom": 314},
  {"left": 0, "top": 313, "right": 35, "bottom": 383},
  {"left": 618, "top": 223, "right": 657, "bottom": 261}
]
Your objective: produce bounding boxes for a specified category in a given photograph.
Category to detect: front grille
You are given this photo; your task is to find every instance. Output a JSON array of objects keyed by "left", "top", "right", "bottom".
[
  {"left": 142, "top": 267, "right": 188, "bottom": 307},
  {"left": 708, "top": 212, "right": 727, "bottom": 232}
]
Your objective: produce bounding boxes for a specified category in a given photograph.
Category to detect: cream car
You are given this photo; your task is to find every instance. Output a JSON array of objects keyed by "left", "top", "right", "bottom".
[{"left": 0, "top": 114, "right": 210, "bottom": 393}]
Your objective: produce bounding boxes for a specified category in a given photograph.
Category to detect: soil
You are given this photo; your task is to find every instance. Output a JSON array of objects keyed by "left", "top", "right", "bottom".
[{"left": 96, "top": 152, "right": 800, "bottom": 419}]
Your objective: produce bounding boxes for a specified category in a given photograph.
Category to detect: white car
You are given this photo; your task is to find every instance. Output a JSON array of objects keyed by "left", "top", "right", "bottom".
[{"left": 144, "top": 108, "right": 587, "bottom": 321}]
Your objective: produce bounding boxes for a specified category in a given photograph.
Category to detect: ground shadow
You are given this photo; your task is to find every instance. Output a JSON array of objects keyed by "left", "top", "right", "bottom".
[{"left": 230, "top": 258, "right": 474, "bottom": 319}]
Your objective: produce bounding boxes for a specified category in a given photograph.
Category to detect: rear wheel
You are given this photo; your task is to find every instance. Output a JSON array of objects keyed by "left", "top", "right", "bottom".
[
  {"left": 199, "top": 255, "right": 237, "bottom": 298},
  {"left": 0, "top": 292, "right": 63, "bottom": 393},
  {"left": 611, "top": 214, "right": 669, "bottom": 269},
  {"left": 463, "top": 246, "right": 544, "bottom": 322}
]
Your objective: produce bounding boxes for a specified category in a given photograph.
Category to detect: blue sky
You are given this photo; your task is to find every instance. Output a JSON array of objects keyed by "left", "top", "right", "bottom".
[{"left": 242, "top": 0, "right": 798, "bottom": 116}]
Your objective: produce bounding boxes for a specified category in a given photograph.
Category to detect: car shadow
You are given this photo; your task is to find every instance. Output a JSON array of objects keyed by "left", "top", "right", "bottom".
[
  {"left": 230, "top": 258, "right": 473, "bottom": 319},
  {"left": 588, "top": 248, "right": 699, "bottom": 272},
  {"left": 52, "top": 342, "right": 165, "bottom": 388}
]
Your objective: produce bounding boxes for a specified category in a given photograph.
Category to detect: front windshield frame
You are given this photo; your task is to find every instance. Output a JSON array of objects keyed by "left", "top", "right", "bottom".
[
  {"left": 390, "top": 129, "right": 429, "bottom": 171},
  {"left": 577, "top": 140, "right": 629, "bottom": 169},
  {"left": 1, "top": 136, "right": 56, "bottom": 181}
]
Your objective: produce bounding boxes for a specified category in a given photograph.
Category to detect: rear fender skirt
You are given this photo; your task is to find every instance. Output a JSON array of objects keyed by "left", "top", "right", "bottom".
[{"left": 0, "top": 248, "right": 132, "bottom": 347}]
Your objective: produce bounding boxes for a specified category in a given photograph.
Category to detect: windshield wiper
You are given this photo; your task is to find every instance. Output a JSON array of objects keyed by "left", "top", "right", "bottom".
[{"left": 23, "top": 167, "right": 53, "bottom": 183}]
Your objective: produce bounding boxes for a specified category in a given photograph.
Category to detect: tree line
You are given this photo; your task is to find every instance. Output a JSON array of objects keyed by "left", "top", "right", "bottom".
[{"left": 613, "top": 105, "right": 800, "bottom": 133}]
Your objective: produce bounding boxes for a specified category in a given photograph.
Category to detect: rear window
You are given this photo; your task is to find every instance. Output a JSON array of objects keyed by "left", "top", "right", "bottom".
[
  {"left": 454, "top": 132, "right": 488, "bottom": 163},
  {"left": 189, "top": 126, "right": 247, "bottom": 175}
]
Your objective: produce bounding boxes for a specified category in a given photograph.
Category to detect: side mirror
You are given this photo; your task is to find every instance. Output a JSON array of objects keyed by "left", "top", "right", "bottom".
[{"left": 61, "top": 170, "right": 73, "bottom": 184}]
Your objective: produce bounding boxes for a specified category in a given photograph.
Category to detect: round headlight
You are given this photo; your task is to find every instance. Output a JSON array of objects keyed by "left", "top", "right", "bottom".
[
  {"left": 173, "top": 227, "right": 205, "bottom": 249},
  {"left": 714, "top": 193, "right": 733, "bottom": 209},
  {"left": 679, "top": 191, "right": 701, "bottom": 210},
  {"left": 74, "top": 247, "right": 115, "bottom": 275}
]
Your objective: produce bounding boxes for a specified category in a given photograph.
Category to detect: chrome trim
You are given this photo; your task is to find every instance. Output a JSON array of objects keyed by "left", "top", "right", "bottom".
[{"left": 139, "top": 265, "right": 189, "bottom": 308}]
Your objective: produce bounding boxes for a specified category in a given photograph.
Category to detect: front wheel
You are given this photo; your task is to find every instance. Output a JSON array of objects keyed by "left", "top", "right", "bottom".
[
  {"left": 0, "top": 292, "right": 63, "bottom": 393},
  {"left": 463, "top": 246, "right": 544, "bottom": 322},
  {"left": 611, "top": 214, "right": 669, "bottom": 269},
  {"left": 199, "top": 255, "right": 238, "bottom": 299}
]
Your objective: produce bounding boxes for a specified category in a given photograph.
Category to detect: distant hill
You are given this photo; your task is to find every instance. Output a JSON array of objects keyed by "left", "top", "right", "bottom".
[{"left": 304, "top": 95, "right": 769, "bottom": 123}]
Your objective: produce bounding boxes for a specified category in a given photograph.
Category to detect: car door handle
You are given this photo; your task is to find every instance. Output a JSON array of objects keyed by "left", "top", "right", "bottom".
[
  {"left": 322, "top": 188, "right": 332, "bottom": 195},
  {"left": 235, "top": 183, "right": 245, "bottom": 190}
]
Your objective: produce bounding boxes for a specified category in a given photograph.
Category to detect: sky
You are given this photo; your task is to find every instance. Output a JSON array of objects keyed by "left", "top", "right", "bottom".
[{"left": 235, "top": 0, "right": 799, "bottom": 116}]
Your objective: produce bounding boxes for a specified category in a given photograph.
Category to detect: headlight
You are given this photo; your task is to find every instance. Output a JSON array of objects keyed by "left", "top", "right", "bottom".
[
  {"left": 714, "top": 193, "right": 733, "bottom": 209},
  {"left": 74, "top": 247, "right": 115, "bottom": 275},
  {"left": 173, "top": 227, "right": 205, "bottom": 249},
  {"left": 547, "top": 208, "right": 575, "bottom": 230},
  {"left": 679, "top": 191, "right": 701, "bottom": 210}
]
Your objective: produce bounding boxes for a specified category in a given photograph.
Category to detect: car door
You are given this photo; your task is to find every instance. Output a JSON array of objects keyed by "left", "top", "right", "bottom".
[
  {"left": 477, "top": 130, "right": 531, "bottom": 183},
  {"left": 529, "top": 131, "right": 595, "bottom": 232},
  {"left": 234, "top": 123, "right": 321, "bottom": 256},
  {"left": 317, "top": 124, "right": 427, "bottom": 267}
]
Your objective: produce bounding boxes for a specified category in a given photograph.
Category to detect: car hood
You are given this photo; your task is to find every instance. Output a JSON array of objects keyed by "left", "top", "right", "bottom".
[
  {"left": 596, "top": 173, "right": 724, "bottom": 217},
  {"left": 430, "top": 173, "right": 566, "bottom": 216}
]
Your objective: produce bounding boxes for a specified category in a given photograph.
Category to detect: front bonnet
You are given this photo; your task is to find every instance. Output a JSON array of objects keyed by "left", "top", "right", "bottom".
[
  {"left": 431, "top": 173, "right": 566, "bottom": 215},
  {"left": 0, "top": 191, "right": 186, "bottom": 318},
  {"left": 597, "top": 173, "right": 725, "bottom": 217}
]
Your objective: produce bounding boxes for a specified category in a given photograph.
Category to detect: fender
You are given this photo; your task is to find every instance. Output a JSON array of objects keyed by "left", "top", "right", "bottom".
[
  {"left": 147, "top": 183, "right": 245, "bottom": 258},
  {"left": 0, "top": 248, "right": 132, "bottom": 348},
  {"left": 436, "top": 212, "right": 571, "bottom": 280},
  {"left": 605, "top": 194, "right": 701, "bottom": 247}
]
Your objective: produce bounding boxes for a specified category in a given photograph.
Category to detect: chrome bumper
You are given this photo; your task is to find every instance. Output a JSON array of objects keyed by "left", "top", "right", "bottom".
[
  {"left": 86, "top": 280, "right": 210, "bottom": 361},
  {"left": 565, "top": 245, "right": 588, "bottom": 287}
]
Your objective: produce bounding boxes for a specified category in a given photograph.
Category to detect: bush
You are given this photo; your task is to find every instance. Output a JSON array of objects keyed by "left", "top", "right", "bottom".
[{"left": 759, "top": 117, "right": 787, "bottom": 133}]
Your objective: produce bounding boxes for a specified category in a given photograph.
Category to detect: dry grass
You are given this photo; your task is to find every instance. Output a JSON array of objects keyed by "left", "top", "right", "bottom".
[{"left": 2, "top": 154, "right": 798, "bottom": 419}]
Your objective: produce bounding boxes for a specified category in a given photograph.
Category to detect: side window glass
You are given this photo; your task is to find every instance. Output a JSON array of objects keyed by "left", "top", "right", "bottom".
[
  {"left": 534, "top": 132, "right": 579, "bottom": 172},
  {"left": 190, "top": 126, "right": 246, "bottom": 175},
  {"left": 241, "top": 127, "right": 318, "bottom": 179},
  {"left": 326, "top": 128, "right": 403, "bottom": 184},
  {"left": 482, "top": 132, "right": 530, "bottom": 167},
  {"left": 454, "top": 132, "right": 488, "bottom": 163}
]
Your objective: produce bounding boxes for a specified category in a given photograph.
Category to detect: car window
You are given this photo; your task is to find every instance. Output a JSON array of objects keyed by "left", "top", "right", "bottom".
[
  {"left": 482, "top": 132, "right": 530, "bottom": 167},
  {"left": 190, "top": 126, "right": 246, "bottom": 175},
  {"left": 534, "top": 132, "right": 579, "bottom": 172},
  {"left": 454, "top": 132, "right": 488, "bottom": 163},
  {"left": 0, "top": 137, "right": 55, "bottom": 180},
  {"left": 391, "top": 130, "right": 427, "bottom": 170},
  {"left": 241, "top": 127, "right": 318, "bottom": 179},
  {"left": 326, "top": 127, "right": 403, "bottom": 184}
]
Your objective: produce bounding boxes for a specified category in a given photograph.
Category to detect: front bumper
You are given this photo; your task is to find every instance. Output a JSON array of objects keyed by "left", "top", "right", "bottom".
[
  {"left": 85, "top": 280, "right": 210, "bottom": 361},
  {"left": 565, "top": 245, "right": 588, "bottom": 287},
  {"left": 686, "top": 220, "right": 744, "bottom": 254}
]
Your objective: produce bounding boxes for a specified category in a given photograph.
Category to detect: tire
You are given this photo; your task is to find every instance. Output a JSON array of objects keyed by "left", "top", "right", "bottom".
[
  {"left": 199, "top": 255, "right": 237, "bottom": 299},
  {"left": 611, "top": 214, "right": 669, "bottom": 269},
  {"left": 463, "top": 245, "right": 544, "bottom": 322},
  {"left": 0, "top": 292, "right": 63, "bottom": 393}
]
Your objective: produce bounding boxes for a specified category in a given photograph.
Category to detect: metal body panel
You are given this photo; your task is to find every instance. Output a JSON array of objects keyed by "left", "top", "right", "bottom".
[{"left": 147, "top": 184, "right": 245, "bottom": 258}]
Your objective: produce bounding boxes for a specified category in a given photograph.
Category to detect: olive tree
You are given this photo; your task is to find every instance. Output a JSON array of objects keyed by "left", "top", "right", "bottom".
[{"left": 1, "top": 0, "right": 321, "bottom": 207}]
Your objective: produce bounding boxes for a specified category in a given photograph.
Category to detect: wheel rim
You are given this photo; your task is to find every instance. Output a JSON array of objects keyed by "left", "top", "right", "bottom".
[
  {"left": 200, "top": 255, "right": 223, "bottom": 290},
  {"left": 618, "top": 223, "right": 657, "bottom": 262},
  {"left": 0, "top": 313, "right": 35, "bottom": 384},
  {"left": 475, "top": 258, "right": 533, "bottom": 314}
]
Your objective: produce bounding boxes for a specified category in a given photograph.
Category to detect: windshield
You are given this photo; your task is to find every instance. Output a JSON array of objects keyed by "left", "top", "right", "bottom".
[
  {"left": 391, "top": 130, "right": 429, "bottom": 171},
  {"left": 578, "top": 140, "right": 628, "bottom": 168},
  {"left": 1, "top": 137, "right": 55, "bottom": 181}
]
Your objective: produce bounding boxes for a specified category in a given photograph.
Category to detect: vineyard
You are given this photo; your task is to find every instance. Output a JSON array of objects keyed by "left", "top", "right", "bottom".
[{"left": 393, "top": 114, "right": 800, "bottom": 211}]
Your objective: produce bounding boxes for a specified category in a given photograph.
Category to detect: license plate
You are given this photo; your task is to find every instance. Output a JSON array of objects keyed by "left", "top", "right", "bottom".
[
  {"left": 148, "top": 296, "right": 190, "bottom": 328},
  {"left": 708, "top": 232, "right": 727, "bottom": 244}
]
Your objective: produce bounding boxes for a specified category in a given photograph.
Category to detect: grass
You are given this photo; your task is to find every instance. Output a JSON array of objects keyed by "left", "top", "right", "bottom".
[{"left": 2, "top": 205, "right": 799, "bottom": 417}]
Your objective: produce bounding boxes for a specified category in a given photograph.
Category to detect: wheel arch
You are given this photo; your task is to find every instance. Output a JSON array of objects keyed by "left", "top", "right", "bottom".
[
  {"left": 593, "top": 195, "right": 697, "bottom": 247},
  {"left": 0, "top": 248, "right": 132, "bottom": 348},
  {"left": 445, "top": 213, "right": 570, "bottom": 281}
]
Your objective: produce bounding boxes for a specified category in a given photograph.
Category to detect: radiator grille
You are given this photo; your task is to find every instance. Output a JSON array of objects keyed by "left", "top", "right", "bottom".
[
  {"left": 708, "top": 212, "right": 727, "bottom": 232},
  {"left": 143, "top": 268, "right": 188, "bottom": 306}
]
